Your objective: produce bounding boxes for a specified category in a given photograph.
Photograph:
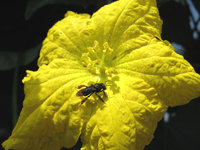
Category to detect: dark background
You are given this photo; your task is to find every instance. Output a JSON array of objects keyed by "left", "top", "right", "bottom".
[{"left": 0, "top": 0, "right": 200, "bottom": 150}]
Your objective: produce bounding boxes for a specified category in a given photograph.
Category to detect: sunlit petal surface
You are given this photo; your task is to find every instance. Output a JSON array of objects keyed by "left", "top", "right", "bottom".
[{"left": 3, "top": 0, "right": 200, "bottom": 150}]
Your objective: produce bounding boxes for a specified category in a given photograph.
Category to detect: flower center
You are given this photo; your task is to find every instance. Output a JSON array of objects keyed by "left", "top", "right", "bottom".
[{"left": 81, "top": 41, "right": 117, "bottom": 79}]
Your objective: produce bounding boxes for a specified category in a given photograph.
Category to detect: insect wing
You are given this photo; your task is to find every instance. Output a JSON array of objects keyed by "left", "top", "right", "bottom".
[
  {"left": 77, "top": 85, "right": 87, "bottom": 89},
  {"left": 76, "top": 89, "right": 84, "bottom": 96}
]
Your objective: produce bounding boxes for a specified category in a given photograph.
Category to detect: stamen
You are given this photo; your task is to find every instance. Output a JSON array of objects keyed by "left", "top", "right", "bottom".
[{"left": 81, "top": 41, "right": 118, "bottom": 78}]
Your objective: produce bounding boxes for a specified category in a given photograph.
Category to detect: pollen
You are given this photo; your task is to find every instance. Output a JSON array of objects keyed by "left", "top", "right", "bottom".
[{"left": 81, "top": 41, "right": 117, "bottom": 78}]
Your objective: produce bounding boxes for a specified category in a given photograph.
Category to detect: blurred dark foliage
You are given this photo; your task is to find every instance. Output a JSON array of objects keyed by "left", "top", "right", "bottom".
[{"left": 0, "top": 0, "right": 200, "bottom": 150}]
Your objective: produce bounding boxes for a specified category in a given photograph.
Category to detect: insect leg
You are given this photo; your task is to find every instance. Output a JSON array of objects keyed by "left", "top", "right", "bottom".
[
  {"left": 81, "top": 92, "right": 93, "bottom": 104},
  {"left": 78, "top": 85, "right": 87, "bottom": 89},
  {"left": 100, "top": 89, "right": 107, "bottom": 98},
  {"left": 102, "top": 90, "right": 107, "bottom": 97},
  {"left": 95, "top": 93, "right": 104, "bottom": 103}
]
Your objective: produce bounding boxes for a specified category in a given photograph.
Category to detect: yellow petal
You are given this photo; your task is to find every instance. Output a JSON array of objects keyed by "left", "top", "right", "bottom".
[
  {"left": 91, "top": 0, "right": 161, "bottom": 53},
  {"left": 38, "top": 0, "right": 162, "bottom": 67},
  {"left": 81, "top": 75, "right": 167, "bottom": 150},
  {"left": 116, "top": 39, "right": 200, "bottom": 106},
  {"left": 3, "top": 0, "right": 200, "bottom": 149},
  {"left": 38, "top": 11, "right": 92, "bottom": 66},
  {"left": 2, "top": 59, "right": 96, "bottom": 150}
]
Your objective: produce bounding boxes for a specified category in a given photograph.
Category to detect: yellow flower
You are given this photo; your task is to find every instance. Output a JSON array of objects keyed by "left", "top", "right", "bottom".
[{"left": 2, "top": 0, "right": 200, "bottom": 150}]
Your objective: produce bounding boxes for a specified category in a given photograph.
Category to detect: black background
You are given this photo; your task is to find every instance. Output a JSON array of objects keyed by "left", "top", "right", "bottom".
[{"left": 0, "top": 0, "right": 200, "bottom": 150}]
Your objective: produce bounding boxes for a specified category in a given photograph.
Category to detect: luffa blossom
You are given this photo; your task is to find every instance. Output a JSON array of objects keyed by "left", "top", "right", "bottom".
[{"left": 3, "top": 0, "right": 200, "bottom": 150}]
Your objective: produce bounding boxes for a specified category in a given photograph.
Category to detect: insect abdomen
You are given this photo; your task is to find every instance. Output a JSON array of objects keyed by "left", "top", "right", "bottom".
[{"left": 82, "top": 89, "right": 93, "bottom": 96}]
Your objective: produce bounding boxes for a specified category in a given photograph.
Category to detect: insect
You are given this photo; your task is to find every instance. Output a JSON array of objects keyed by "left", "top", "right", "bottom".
[{"left": 76, "top": 83, "right": 107, "bottom": 104}]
